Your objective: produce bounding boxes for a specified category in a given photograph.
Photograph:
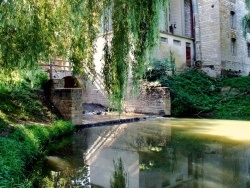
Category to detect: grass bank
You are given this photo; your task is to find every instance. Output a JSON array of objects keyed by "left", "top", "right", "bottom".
[
  {"left": 146, "top": 60, "right": 250, "bottom": 120},
  {"left": 0, "top": 69, "right": 75, "bottom": 187},
  {"left": 0, "top": 121, "right": 74, "bottom": 187}
]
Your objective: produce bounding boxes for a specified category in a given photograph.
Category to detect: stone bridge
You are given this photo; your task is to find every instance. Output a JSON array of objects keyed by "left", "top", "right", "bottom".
[{"left": 43, "top": 60, "right": 171, "bottom": 125}]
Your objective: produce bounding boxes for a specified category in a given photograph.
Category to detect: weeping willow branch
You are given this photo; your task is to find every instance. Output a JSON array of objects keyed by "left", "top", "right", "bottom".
[
  {"left": 243, "top": 0, "right": 250, "bottom": 38},
  {"left": 242, "top": 14, "right": 250, "bottom": 39},
  {"left": 0, "top": 0, "right": 168, "bottom": 112},
  {"left": 102, "top": 0, "right": 168, "bottom": 111}
]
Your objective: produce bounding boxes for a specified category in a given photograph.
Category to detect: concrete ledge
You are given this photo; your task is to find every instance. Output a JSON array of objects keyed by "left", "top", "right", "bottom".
[{"left": 76, "top": 114, "right": 158, "bottom": 128}]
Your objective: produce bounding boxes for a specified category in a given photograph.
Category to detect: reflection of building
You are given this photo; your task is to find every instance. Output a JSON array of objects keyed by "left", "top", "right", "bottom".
[
  {"left": 87, "top": 148, "right": 139, "bottom": 188},
  {"left": 82, "top": 120, "right": 250, "bottom": 188},
  {"left": 83, "top": 121, "right": 178, "bottom": 188}
]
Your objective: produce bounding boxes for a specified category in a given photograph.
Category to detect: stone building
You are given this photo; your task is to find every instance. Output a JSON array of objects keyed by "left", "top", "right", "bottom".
[
  {"left": 82, "top": 0, "right": 250, "bottom": 115},
  {"left": 94, "top": 0, "right": 250, "bottom": 78},
  {"left": 156, "top": 0, "right": 250, "bottom": 77},
  {"left": 197, "top": 0, "right": 250, "bottom": 77}
]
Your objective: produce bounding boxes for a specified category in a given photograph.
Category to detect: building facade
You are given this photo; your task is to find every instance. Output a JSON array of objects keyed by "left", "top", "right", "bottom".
[
  {"left": 155, "top": 0, "right": 250, "bottom": 77},
  {"left": 94, "top": 0, "right": 250, "bottom": 78}
]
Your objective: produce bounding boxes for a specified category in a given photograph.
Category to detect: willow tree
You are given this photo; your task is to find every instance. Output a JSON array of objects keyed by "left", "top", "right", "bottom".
[
  {"left": 0, "top": 0, "right": 167, "bottom": 110},
  {"left": 243, "top": 0, "right": 250, "bottom": 38}
]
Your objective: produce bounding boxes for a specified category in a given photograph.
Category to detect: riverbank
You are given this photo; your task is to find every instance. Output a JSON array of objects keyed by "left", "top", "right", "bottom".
[
  {"left": 0, "top": 121, "right": 74, "bottom": 187},
  {"left": 0, "top": 70, "right": 75, "bottom": 187},
  {"left": 146, "top": 66, "right": 250, "bottom": 120}
]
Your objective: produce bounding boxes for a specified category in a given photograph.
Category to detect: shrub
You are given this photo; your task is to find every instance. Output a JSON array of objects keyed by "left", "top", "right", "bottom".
[{"left": 146, "top": 64, "right": 250, "bottom": 119}]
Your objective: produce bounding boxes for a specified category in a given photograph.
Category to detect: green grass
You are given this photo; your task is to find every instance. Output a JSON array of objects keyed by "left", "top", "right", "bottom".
[
  {"left": 0, "top": 69, "right": 54, "bottom": 123},
  {"left": 0, "top": 69, "right": 75, "bottom": 187},
  {"left": 0, "top": 121, "right": 74, "bottom": 187}
]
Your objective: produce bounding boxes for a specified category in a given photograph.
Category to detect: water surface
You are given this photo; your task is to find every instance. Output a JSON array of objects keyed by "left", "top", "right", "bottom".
[{"left": 38, "top": 118, "right": 250, "bottom": 188}]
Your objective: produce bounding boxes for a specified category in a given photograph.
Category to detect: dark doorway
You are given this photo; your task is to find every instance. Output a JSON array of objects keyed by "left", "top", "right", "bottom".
[{"left": 186, "top": 44, "right": 191, "bottom": 67}]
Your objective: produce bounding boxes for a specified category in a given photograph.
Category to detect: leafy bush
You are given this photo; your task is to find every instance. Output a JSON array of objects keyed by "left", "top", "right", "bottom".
[
  {"left": 222, "top": 76, "right": 250, "bottom": 92},
  {"left": 146, "top": 63, "right": 250, "bottom": 119},
  {"left": 145, "top": 54, "right": 175, "bottom": 83}
]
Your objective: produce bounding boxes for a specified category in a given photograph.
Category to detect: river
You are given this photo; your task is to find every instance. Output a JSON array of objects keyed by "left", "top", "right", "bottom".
[{"left": 33, "top": 118, "right": 250, "bottom": 188}]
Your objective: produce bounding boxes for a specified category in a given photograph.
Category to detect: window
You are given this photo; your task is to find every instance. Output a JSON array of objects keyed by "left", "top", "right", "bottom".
[
  {"left": 231, "top": 38, "right": 237, "bottom": 55},
  {"left": 230, "top": 11, "right": 236, "bottom": 29},
  {"left": 160, "top": 37, "right": 168, "bottom": 42},
  {"left": 247, "top": 43, "right": 250, "bottom": 57},
  {"left": 173, "top": 39, "right": 181, "bottom": 46}
]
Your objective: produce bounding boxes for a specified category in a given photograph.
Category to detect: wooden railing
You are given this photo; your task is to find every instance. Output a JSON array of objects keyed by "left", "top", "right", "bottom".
[{"left": 40, "top": 59, "right": 71, "bottom": 79}]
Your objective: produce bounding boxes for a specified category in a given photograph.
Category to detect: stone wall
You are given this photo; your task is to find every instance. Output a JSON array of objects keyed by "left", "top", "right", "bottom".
[
  {"left": 169, "top": 0, "right": 184, "bottom": 36},
  {"left": 82, "top": 80, "right": 171, "bottom": 116},
  {"left": 220, "top": 0, "right": 250, "bottom": 76},
  {"left": 50, "top": 79, "right": 83, "bottom": 125},
  {"left": 198, "top": 0, "right": 221, "bottom": 74},
  {"left": 197, "top": 0, "right": 250, "bottom": 76},
  {"left": 184, "top": 0, "right": 192, "bottom": 38},
  {"left": 82, "top": 80, "right": 109, "bottom": 107},
  {"left": 124, "top": 86, "right": 171, "bottom": 116}
]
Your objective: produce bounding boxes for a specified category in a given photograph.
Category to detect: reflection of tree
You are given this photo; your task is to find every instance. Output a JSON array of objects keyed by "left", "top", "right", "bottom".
[
  {"left": 40, "top": 166, "right": 89, "bottom": 188},
  {"left": 110, "top": 158, "right": 128, "bottom": 188},
  {"left": 131, "top": 126, "right": 207, "bottom": 173},
  {"left": 171, "top": 129, "right": 206, "bottom": 156}
]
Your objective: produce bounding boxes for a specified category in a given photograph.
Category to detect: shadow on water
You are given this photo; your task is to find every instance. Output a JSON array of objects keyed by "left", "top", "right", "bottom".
[{"left": 30, "top": 118, "right": 250, "bottom": 188}]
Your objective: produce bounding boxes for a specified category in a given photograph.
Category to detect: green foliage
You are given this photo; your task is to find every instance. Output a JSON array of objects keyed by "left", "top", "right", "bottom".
[
  {"left": 0, "top": 121, "right": 74, "bottom": 187},
  {"left": 169, "top": 70, "right": 219, "bottom": 117},
  {"left": 102, "top": 0, "right": 168, "bottom": 111},
  {"left": 0, "top": 0, "right": 93, "bottom": 72},
  {"left": 0, "top": 69, "right": 51, "bottom": 122},
  {"left": 222, "top": 76, "right": 250, "bottom": 92},
  {"left": 110, "top": 158, "right": 128, "bottom": 188},
  {"left": 147, "top": 65, "right": 250, "bottom": 119},
  {"left": 215, "top": 76, "right": 250, "bottom": 120},
  {"left": 215, "top": 95, "right": 250, "bottom": 120},
  {"left": 145, "top": 53, "right": 175, "bottom": 83},
  {"left": 0, "top": 0, "right": 169, "bottom": 112},
  {"left": 243, "top": 0, "right": 250, "bottom": 38},
  {"left": 0, "top": 121, "right": 9, "bottom": 132}
]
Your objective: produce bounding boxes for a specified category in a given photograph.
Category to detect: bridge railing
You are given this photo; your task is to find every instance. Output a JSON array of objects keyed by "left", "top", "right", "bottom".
[{"left": 40, "top": 59, "right": 72, "bottom": 79}]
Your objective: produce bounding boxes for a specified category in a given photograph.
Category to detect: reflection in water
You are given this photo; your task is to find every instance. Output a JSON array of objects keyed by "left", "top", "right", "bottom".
[
  {"left": 42, "top": 167, "right": 89, "bottom": 187},
  {"left": 110, "top": 158, "right": 128, "bottom": 188},
  {"left": 37, "top": 118, "right": 250, "bottom": 188}
]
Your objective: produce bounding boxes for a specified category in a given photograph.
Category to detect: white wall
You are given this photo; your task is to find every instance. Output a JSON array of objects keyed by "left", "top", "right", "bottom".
[{"left": 154, "top": 32, "right": 194, "bottom": 72}]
